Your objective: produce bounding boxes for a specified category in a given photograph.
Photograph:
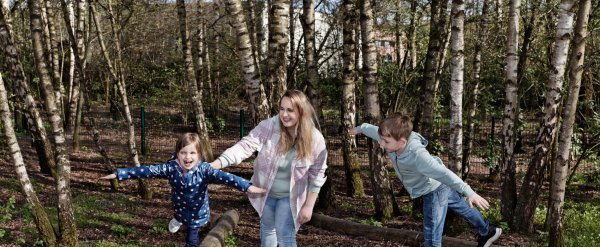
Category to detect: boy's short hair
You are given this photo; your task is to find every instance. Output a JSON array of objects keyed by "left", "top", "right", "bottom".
[
  {"left": 175, "top": 133, "right": 208, "bottom": 161},
  {"left": 378, "top": 112, "right": 413, "bottom": 141}
]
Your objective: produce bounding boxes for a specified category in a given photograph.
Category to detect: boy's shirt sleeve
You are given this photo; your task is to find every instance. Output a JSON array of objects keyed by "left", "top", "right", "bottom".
[
  {"left": 116, "top": 163, "right": 171, "bottom": 181},
  {"left": 203, "top": 163, "right": 252, "bottom": 192},
  {"left": 413, "top": 149, "right": 476, "bottom": 197},
  {"left": 357, "top": 123, "right": 382, "bottom": 142}
]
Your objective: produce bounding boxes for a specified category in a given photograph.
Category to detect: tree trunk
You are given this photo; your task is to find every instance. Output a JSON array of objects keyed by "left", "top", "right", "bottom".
[
  {"left": 308, "top": 213, "right": 494, "bottom": 247},
  {"left": 33, "top": 0, "right": 80, "bottom": 245},
  {"left": 43, "top": 0, "right": 64, "bottom": 113},
  {"left": 0, "top": 73, "right": 58, "bottom": 246},
  {"left": 266, "top": 0, "right": 289, "bottom": 114},
  {"left": 101, "top": 0, "right": 152, "bottom": 199},
  {"left": 500, "top": 0, "right": 520, "bottom": 225},
  {"left": 176, "top": 0, "right": 214, "bottom": 161},
  {"left": 513, "top": 0, "right": 576, "bottom": 233},
  {"left": 548, "top": 0, "right": 590, "bottom": 246},
  {"left": 416, "top": 0, "right": 449, "bottom": 139},
  {"left": 448, "top": 0, "right": 465, "bottom": 177},
  {"left": 360, "top": 0, "right": 397, "bottom": 221},
  {"left": 341, "top": 0, "right": 365, "bottom": 198},
  {"left": 463, "top": 0, "right": 491, "bottom": 178},
  {"left": 66, "top": 0, "right": 85, "bottom": 133},
  {"left": 407, "top": 0, "right": 418, "bottom": 70},
  {"left": 0, "top": 3, "right": 56, "bottom": 178},
  {"left": 224, "top": 0, "right": 270, "bottom": 125},
  {"left": 301, "top": 0, "right": 323, "bottom": 124},
  {"left": 301, "top": 0, "right": 333, "bottom": 210}
]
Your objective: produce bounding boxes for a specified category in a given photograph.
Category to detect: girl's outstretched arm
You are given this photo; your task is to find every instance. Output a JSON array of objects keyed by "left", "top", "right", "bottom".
[{"left": 99, "top": 173, "right": 116, "bottom": 180}]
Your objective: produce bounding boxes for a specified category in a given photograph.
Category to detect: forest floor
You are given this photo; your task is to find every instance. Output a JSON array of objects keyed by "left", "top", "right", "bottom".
[{"left": 0, "top": 137, "right": 555, "bottom": 247}]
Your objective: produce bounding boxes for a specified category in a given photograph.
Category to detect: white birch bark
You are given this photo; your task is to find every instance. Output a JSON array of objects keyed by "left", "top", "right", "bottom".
[
  {"left": 449, "top": 0, "right": 465, "bottom": 176},
  {"left": 266, "top": 0, "right": 289, "bottom": 113},
  {"left": 0, "top": 72, "right": 57, "bottom": 246},
  {"left": 514, "top": 0, "right": 576, "bottom": 233},
  {"left": 500, "top": 0, "right": 520, "bottom": 223},
  {"left": 548, "top": 1, "right": 591, "bottom": 245},
  {"left": 224, "top": 0, "right": 270, "bottom": 124}
]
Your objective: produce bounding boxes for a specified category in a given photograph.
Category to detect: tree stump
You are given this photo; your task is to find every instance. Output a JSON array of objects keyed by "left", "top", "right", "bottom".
[
  {"left": 308, "top": 213, "right": 501, "bottom": 247},
  {"left": 200, "top": 210, "right": 240, "bottom": 247}
]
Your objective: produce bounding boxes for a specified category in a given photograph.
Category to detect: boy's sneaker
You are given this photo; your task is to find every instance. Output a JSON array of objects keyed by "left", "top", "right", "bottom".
[
  {"left": 477, "top": 227, "right": 502, "bottom": 247},
  {"left": 168, "top": 218, "right": 182, "bottom": 233}
]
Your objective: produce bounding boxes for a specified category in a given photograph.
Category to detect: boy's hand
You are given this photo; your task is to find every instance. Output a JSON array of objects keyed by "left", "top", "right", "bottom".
[
  {"left": 246, "top": 185, "right": 267, "bottom": 194},
  {"left": 467, "top": 193, "right": 490, "bottom": 210},
  {"left": 348, "top": 127, "right": 359, "bottom": 136},
  {"left": 99, "top": 173, "right": 116, "bottom": 180}
]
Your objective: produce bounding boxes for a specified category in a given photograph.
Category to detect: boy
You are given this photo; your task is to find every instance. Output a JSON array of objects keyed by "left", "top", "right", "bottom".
[{"left": 350, "top": 112, "right": 501, "bottom": 247}]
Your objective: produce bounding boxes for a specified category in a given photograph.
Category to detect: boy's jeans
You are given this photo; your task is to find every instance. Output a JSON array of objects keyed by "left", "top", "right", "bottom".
[
  {"left": 422, "top": 184, "right": 490, "bottom": 247},
  {"left": 260, "top": 196, "right": 297, "bottom": 247},
  {"left": 185, "top": 227, "right": 200, "bottom": 247}
]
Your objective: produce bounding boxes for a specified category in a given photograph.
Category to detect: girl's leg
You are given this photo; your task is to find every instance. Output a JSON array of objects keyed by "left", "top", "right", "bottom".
[
  {"left": 260, "top": 197, "right": 278, "bottom": 247},
  {"left": 185, "top": 227, "right": 200, "bottom": 247},
  {"left": 274, "top": 197, "right": 296, "bottom": 247},
  {"left": 422, "top": 184, "right": 451, "bottom": 247}
]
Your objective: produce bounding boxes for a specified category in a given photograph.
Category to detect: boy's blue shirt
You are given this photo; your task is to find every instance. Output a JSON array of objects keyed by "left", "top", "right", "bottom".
[
  {"left": 357, "top": 123, "right": 475, "bottom": 199},
  {"left": 115, "top": 160, "right": 251, "bottom": 229}
]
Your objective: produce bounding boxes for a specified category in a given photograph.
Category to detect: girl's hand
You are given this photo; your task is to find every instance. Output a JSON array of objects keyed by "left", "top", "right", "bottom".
[
  {"left": 246, "top": 185, "right": 267, "bottom": 194},
  {"left": 99, "top": 173, "right": 116, "bottom": 180},
  {"left": 298, "top": 206, "right": 313, "bottom": 224},
  {"left": 348, "top": 127, "right": 359, "bottom": 136}
]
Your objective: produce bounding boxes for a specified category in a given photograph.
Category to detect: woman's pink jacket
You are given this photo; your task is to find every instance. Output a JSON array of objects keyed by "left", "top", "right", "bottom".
[{"left": 216, "top": 116, "right": 328, "bottom": 231}]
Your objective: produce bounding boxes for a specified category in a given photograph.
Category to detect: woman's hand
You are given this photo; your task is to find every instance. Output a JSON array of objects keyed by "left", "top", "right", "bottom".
[
  {"left": 298, "top": 205, "right": 314, "bottom": 224},
  {"left": 99, "top": 173, "right": 116, "bottom": 180},
  {"left": 210, "top": 160, "right": 222, "bottom": 169}
]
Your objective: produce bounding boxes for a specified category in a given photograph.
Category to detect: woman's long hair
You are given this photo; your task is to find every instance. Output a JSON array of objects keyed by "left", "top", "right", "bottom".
[{"left": 278, "top": 90, "right": 316, "bottom": 160}]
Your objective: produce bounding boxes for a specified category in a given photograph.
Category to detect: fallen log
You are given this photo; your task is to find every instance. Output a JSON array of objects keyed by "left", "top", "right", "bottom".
[
  {"left": 200, "top": 210, "right": 240, "bottom": 247},
  {"left": 308, "top": 213, "right": 501, "bottom": 246}
]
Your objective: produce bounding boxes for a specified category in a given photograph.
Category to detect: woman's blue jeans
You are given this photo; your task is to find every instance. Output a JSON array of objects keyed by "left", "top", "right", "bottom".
[
  {"left": 422, "top": 184, "right": 490, "bottom": 247},
  {"left": 260, "top": 196, "right": 297, "bottom": 247}
]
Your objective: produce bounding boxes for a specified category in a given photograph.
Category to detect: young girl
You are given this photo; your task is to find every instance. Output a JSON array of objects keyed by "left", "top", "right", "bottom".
[
  {"left": 100, "top": 132, "right": 265, "bottom": 247},
  {"left": 210, "top": 90, "right": 328, "bottom": 247}
]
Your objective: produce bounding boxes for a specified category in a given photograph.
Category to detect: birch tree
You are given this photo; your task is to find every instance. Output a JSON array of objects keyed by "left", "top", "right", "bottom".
[
  {"left": 0, "top": 2, "right": 56, "bottom": 177},
  {"left": 448, "top": 0, "right": 465, "bottom": 177},
  {"left": 548, "top": 0, "right": 591, "bottom": 245},
  {"left": 0, "top": 73, "right": 57, "bottom": 246},
  {"left": 415, "top": 0, "right": 449, "bottom": 138},
  {"left": 360, "top": 0, "right": 396, "bottom": 221},
  {"left": 341, "top": 0, "right": 365, "bottom": 198},
  {"left": 301, "top": 0, "right": 323, "bottom": 123},
  {"left": 176, "top": 0, "right": 213, "bottom": 160},
  {"left": 266, "top": 0, "right": 289, "bottom": 113},
  {"left": 224, "top": 0, "right": 270, "bottom": 125},
  {"left": 463, "top": 0, "right": 491, "bottom": 178},
  {"left": 514, "top": 0, "right": 576, "bottom": 233},
  {"left": 500, "top": 0, "right": 520, "bottom": 224},
  {"left": 30, "top": 0, "right": 79, "bottom": 244}
]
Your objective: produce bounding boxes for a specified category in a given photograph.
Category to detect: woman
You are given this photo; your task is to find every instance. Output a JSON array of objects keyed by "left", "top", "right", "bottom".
[{"left": 211, "top": 89, "right": 328, "bottom": 247}]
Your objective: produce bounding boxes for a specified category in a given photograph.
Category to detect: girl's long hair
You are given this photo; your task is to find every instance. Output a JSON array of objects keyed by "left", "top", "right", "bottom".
[{"left": 278, "top": 90, "right": 316, "bottom": 160}]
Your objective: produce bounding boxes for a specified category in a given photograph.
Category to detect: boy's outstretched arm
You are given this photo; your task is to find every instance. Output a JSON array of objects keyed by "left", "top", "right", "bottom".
[
  {"left": 99, "top": 173, "right": 116, "bottom": 180},
  {"left": 467, "top": 193, "right": 490, "bottom": 210}
]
